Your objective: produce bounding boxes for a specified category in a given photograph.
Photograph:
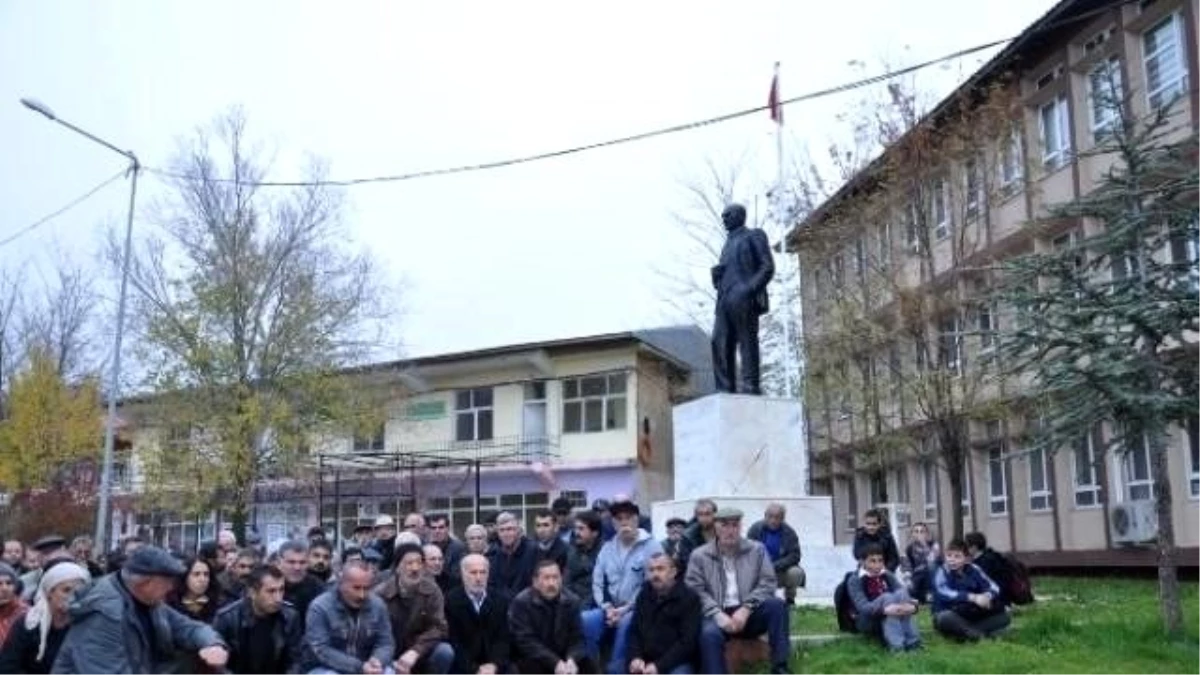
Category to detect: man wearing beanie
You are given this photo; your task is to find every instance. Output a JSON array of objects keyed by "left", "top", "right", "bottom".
[
  {"left": 0, "top": 562, "right": 27, "bottom": 647},
  {"left": 51, "top": 546, "right": 228, "bottom": 674}
]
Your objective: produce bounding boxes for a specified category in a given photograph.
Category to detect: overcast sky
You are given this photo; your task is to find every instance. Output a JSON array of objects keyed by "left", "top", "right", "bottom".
[{"left": 1, "top": 0, "right": 1055, "bottom": 360}]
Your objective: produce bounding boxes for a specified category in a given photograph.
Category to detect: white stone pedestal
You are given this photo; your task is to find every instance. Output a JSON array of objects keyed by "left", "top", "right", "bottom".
[{"left": 653, "top": 394, "right": 853, "bottom": 605}]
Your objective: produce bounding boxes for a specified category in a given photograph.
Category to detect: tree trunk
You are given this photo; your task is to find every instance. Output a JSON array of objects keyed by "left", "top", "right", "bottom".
[
  {"left": 1148, "top": 427, "right": 1183, "bottom": 638},
  {"left": 230, "top": 502, "right": 249, "bottom": 546}
]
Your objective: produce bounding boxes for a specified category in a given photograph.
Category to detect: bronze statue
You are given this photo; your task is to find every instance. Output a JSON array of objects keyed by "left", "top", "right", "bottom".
[{"left": 711, "top": 203, "right": 775, "bottom": 395}]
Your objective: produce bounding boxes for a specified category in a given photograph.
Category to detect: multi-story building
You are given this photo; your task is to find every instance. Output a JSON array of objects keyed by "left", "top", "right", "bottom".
[
  {"left": 111, "top": 326, "right": 713, "bottom": 550},
  {"left": 789, "top": 0, "right": 1198, "bottom": 567}
]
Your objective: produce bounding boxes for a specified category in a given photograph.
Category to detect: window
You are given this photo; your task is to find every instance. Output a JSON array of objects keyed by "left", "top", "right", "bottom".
[
  {"left": 1187, "top": 417, "right": 1199, "bottom": 498},
  {"left": 1073, "top": 430, "right": 1102, "bottom": 507},
  {"left": 988, "top": 448, "right": 1008, "bottom": 516},
  {"left": 353, "top": 424, "right": 385, "bottom": 451},
  {"left": 938, "top": 316, "right": 962, "bottom": 374},
  {"left": 1143, "top": 14, "right": 1187, "bottom": 109},
  {"left": 831, "top": 251, "right": 845, "bottom": 287},
  {"left": 454, "top": 388, "right": 494, "bottom": 442},
  {"left": 1088, "top": 56, "right": 1123, "bottom": 142},
  {"left": 1000, "top": 126, "right": 1024, "bottom": 190},
  {"left": 498, "top": 492, "right": 550, "bottom": 534},
  {"left": 868, "top": 469, "right": 887, "bottom": 505},
  {"left": 965, "top": 157, "right": 983, "bottom": 219},
  {"left": 1169, "top": 216, "right": 1199, "bottom": 291},
  {"left": 904, "top": 201, "right": 921, "bottom": 253},
  {"left": 1028, "top": 447, "right": 1053, "bottom": 511},
  {"left": 1120, "top": 433, "right": 1155, "bottom": 501},
  {"left": 974, "top": 278, "right": 996, "bottom": 355},
  {"left": 922, "top": 460, "right": 938, "bottom": 520},
  {"left": 960, "top": 460, "right": 973, "bottom": 518},
  {"left": 931, "top": 178, "right": 950, "bottom": 241},
  {"left": 878, "top": 222, "right": 892, "bottom": 271},
  {"left": 1039, "top": 95, "right": 1071, "bottom": 169},
  {"left": 854, "top": 237, "right": 867, "bottom": 278},
  {"left": 892, "top": 466, "right": 910, "bottom": 504},
  {"left": 1052, "top": 228, "right": 1086, "bottom": 298},
  {"left": 557, "top": 489, "right": 588, "bottom": 509},
  {"left": 562, "top": 373, "right": 627, "bottom": 433}
]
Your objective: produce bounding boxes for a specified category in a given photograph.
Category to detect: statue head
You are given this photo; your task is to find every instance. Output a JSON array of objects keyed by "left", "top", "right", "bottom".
[{"left": 721, "top": 203, "right": 747, "bottom": 232}]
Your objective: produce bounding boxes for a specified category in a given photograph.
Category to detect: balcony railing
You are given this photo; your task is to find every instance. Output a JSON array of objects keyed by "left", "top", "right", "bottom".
[{"left": 318, "top": 434, "right": 560, "bottom": 472}]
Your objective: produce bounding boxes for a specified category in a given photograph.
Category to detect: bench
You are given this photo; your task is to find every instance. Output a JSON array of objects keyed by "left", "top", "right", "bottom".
[{"left": 724, "top": 635, "right": 771, "bottom": 672}]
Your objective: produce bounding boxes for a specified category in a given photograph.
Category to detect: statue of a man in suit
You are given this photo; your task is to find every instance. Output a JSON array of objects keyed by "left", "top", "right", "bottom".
[{"left": 711, "top": 203, "right": 775, "bottom": 395}]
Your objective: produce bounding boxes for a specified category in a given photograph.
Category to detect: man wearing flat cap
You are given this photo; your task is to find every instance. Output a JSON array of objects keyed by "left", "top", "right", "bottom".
[
  {"left": 20, "top": 536, "right": 71, "bottom": 603},
  {"left": 51, "top": 546, "right": 229, "bottom": 674},
  {"left": 684, "top": 508, "right": 791, "bottom": 675}
]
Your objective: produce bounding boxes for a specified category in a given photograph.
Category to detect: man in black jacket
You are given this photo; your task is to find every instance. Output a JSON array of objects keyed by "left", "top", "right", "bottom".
[
  {"left": 214, "top": 565, "right": 304, "bottom": 674},
  {"left": 532, "top": 510, "right": 569, "bottom": 572},
  {"left": 277, "top": 541, "right": 326, "bottom": 629},
  {"left": 486, "top": 512, "right": 538, "bottom": 596},
  {"left": 746, "top": 504, "right": 806, "bottom": 605},
  {"left": 627, "top": 552, "right": 701, "bottom": 675},
  {"left": 675, "top": 499, "right": 718, "bottom": 578},
  {"left": 565, "top": 511, "right": 603, "bottom": 610},
  {"left": 508, "top": 560, "right": 594, "bottom": 674},
  {"left": 445, "top": 554, "right": 511, "bottom": 674},
  {"left": 851, "top": 509, "right": 901, "bottom": 573}
]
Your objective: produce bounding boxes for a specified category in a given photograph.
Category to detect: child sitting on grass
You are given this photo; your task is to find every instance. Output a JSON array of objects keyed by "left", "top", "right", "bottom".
[
  {"left": 845, "top": 544, "right": 923, "bottom": 653},
  {"left": 932, "top": 538, "right": 1011, "bottom": 641}
]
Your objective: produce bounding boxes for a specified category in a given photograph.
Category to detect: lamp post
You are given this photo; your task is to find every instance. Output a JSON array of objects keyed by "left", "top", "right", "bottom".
[{"left": 20, "top": 97, "right": 139, "bottom": 551}]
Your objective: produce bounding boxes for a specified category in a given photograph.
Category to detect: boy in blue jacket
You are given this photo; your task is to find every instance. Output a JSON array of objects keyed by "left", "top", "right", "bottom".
[{"left": 931, "top": 538, "right": 1011, "bottom": 641}]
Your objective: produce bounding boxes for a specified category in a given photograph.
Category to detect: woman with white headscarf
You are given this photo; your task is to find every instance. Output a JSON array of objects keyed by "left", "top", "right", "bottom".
[{"left": 0, "top": 561, "right": 90, "bottom": 673}]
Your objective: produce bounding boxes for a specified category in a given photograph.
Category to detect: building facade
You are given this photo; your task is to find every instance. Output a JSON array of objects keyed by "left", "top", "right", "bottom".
[
  {"left": 790, "top": 0, "right": 1198, "bottom": 566},
  {"left": 111, "top": 326, "right": 713, "bottom": 550}
]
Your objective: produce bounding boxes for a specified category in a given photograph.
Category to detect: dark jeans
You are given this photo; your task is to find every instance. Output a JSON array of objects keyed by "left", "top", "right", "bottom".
[
  {"left": 933, "top": 608, "right": 1011, "bottom": 640},
  {"left": 909, "top": 569, "right": 932, "bottom": 603},
  {"left": 698, "top": 598, "right": 790, "bottom": 674}
]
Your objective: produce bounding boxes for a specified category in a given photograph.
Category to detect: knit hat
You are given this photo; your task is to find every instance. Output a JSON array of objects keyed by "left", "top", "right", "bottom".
[{"left": 24, "top": 562, "right": 90, "bottom": 661}]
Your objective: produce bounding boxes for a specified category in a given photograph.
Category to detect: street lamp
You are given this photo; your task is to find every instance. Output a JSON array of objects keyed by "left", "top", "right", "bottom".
[{"left": 20, "top": 97, "right": 139, "bottom": 552}]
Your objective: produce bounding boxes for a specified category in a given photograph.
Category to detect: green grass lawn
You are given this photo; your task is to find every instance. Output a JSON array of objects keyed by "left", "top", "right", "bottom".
[{"left": 786, "top": 576, "right": 1199, "bottom": 673}]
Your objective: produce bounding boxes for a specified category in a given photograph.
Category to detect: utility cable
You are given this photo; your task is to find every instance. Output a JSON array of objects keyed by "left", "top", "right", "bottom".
[
  {"left": 145, "top": 0, "right": 1137, "bottom": 188},
  {"left": 0, "top": 169, "right": 129, "bottom": 249}
]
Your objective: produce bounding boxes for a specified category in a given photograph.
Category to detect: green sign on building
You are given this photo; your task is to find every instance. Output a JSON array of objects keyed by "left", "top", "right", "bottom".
[{"left": 404, "top": 400, "right": 446, "bottom": 421}]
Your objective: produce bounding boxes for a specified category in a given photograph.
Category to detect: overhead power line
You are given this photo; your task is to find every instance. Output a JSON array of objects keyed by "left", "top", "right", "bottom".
[
  {"left": 145, "top": 0, "right": 1135, "bottom": 189},
  {"left": 0, "top": 169, "right": 129, "bottom": 249}
]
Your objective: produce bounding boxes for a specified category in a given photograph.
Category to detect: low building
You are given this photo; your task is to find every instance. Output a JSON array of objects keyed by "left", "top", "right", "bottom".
[{"left": 112, "top": 326, "right": 713, "bottom": 549}]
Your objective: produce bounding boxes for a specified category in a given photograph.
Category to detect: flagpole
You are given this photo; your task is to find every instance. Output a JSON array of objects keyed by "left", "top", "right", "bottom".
[{"left": 773, "top": 61, "right": 798, "bottom": 399}]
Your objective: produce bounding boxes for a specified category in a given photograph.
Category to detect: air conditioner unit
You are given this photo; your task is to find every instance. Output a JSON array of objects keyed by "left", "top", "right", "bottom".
[{"left": 1110, "top": 500, "right": 1158, "bottom": 544}]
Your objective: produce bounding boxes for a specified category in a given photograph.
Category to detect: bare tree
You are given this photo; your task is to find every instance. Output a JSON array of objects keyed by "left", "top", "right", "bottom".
[{"left": 118, "top": 107, "right": 401, "bottom": 539}]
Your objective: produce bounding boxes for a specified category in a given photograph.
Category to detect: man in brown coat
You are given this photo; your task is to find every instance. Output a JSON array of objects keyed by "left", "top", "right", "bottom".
[{"left": 376, "top": 543, "right": 455, "bottom": 673}]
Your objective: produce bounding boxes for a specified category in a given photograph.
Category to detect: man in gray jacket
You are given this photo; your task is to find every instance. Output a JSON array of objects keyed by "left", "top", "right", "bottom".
[
  {"left": 746, "top": 503, "right": 806, "bottom": 605},
  {"left": 52, "top": 546, "right": 228, "bottom": 674},
  {"left": 582, "top": 500, "right": 662, "bottom": 674},
  {"left": 302, "top": 560, "right": 394, "bottom": 674},
  {"left": 684, "top": 508, "right": 791, "bottom": 675}
]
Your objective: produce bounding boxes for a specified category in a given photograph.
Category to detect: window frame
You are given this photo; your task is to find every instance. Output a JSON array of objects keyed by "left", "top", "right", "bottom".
[
  {"left": 922, "top": 460, "right": 939, "bottom": 521},
  {"left": 931, "top": 177, "right": 950, "bottom": 241},
  {"left": 988, "top": 447, "right": 1008, "bottom": 516},
  {"left": 1038, "top": 94, "right": 1072, "bottom": 170},
  {"left": 561, "top": 372, "right": 628, "bottom": 434},
  {"left": 454, "top": 387, "right": 495, "bottom": 442},
  {"left": 1118, "top": 433, "right": 1156, "bottom": 501},
  {"left": 1087, "top": 55, "right": 1123, "bottom": 142},
  {"left": 1142, "top": 13, "right": 1188, "bottom": 110},
  {"left": 999, "top": 126, "right": 1024, "bottom": 190},
  {"left": 1072, "top": 430, "right": 1103, "bottom": 508},
  {"left": 1186, "top": 417, "right": 1199, "bottom": 499},
  {"left": 1028, "top": 447, "right": 1054, "bottom": 512}
]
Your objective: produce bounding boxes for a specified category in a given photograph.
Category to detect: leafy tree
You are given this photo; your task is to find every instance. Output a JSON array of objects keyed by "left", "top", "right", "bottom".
[
  {"left": 996, "top": 86, "right": 1197, "bottom": 637},
  {"left": 0, "top": 346, "right": 102, "bottom": 491},
  {"left": 121, "top": 108, "right": 399, "bottom": 540}
]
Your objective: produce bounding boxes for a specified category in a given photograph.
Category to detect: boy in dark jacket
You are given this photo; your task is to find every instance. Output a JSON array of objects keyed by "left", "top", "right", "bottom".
[
  {"left": 626, "top": 553, "right": 700, "bottom": 675},
  {"left": 845, "top": 545, "right": 922, "bottom": 653},
  {"left": 851, "top": 509, "right": 901, "bottom": 572},
  {"left": 931, "top": 539, "right": 1011, "bottom": 641}
]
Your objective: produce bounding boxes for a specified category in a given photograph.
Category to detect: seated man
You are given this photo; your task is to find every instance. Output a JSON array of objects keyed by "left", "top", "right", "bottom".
[
  {"left": 302, "top": 560, "right": 395, "bottom": 674},
  {"left": 845, "top": 545, "right": 922, "bottom": 653},
  {"left": 377, "top": 544, "right": 455, "bottom": 674},
  {"left": 851, "top": 509, "right": 901, "bottom": 573},
  {"left": 685, "top": 508, "right": 790, "bottom": 675},
  {"left": 509, "top": 559, "right": 595, "bottom": 674},
  {"left": 582, "top": 500, "right": 661, "bottom": 674},
  {"left": 445, "top": 554, "right": 511, "bottom": 674},
  {"left": 626, "top": 552, "right": 701, "bottom": 675},
  {"left": 931, "top": 538, "right": 1011, "bottom": 641},
  {"left": 746, "top": 503, "right": 806, "bottom": 605},
  {"left": 214, "top": 564, "right": 304, "bottom": 674}
]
